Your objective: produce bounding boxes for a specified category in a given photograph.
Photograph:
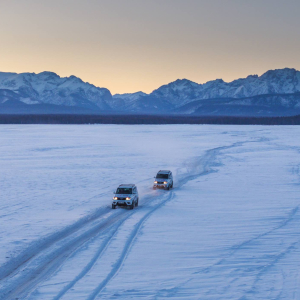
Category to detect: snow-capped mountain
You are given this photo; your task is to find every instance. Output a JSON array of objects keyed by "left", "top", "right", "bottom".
[
  {"left": 147, "top": 68, "right": 300, "bottom": 107},
  {"left": 112, "top": 68, "right": 300, "bottom": 115},
  {"left": 111, "top": 92, "right": 148, "bottom": 110},
  {"left": 0, "top": 71, "right": 112, "bottom": 111},
  {"left": 1, "top": 68, "right": 300, "bottom": 116}
]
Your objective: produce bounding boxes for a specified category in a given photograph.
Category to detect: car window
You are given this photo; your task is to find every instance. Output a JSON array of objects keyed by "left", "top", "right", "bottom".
[
  {"left": 116, "top": 188, "right": 132, "bottom": 194},
  {"left": 156, "top": 174, "right": 169, "bottom": 179}
]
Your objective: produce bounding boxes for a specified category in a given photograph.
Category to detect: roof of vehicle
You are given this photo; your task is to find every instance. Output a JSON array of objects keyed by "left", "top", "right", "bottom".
[
  {"left": 118, "top": 184, "right": 136, "bottom": 187},
  {"left": 157, "top": 170, "right": 171, "bottom": 174}
]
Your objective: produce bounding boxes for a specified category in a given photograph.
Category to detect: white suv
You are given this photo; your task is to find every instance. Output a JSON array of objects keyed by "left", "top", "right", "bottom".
[
  {"left": 153, "top": 170, "right": 173, "bottom": 190},
  {"left": 112, "top": 184, "right": 139, "bottom": 209}
]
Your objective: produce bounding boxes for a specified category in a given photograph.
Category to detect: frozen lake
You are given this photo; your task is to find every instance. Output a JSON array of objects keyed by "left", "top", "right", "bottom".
[{"left": 0, "top": 125, "right": 300, "bottom": 299}]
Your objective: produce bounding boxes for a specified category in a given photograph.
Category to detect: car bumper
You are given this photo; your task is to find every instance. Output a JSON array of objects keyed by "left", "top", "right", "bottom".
[
  {"left": 113, "top": 200, "right": 132, "bottom": 206},
  {"left": 153, "top": 184, "right": 167, "bottom": 189}
]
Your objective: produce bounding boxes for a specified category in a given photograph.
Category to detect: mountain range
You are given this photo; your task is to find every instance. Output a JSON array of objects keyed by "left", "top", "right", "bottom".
[{"left": 1, "top": 68, "right": 300, "bottom": 116}]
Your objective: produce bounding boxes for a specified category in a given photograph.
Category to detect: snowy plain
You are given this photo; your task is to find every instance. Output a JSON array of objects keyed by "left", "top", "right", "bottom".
[{"left": 0, "top": 124, "right": 300, "bottom": 299}]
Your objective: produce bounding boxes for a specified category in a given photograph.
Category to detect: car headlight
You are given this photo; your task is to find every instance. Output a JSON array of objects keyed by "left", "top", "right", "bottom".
[
  {"left": 126, "top": 197, "right": 131, "bottom": 200},
  {"left": 113, "top": 197, "right": 118, "bottom": 200},
  {"left": 164, "top": 181, "right": 167, "bottom": 184},
  {"left": 154, "top": 181, "right": 158, "bottom": 184}
]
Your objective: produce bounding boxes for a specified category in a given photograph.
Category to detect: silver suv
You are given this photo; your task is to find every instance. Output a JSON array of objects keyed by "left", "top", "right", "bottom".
[
  {"left": 153, "top": 170, "right": 173, "bottom": 190},
  {"left": 112, "top": 184, "right": 139, "bottom": 209}
]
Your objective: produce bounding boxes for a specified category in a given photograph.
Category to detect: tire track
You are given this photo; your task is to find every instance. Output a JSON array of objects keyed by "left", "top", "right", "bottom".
[
  {"left": 51, "top": 212, "right": 134, "bottom": 300},
  {"left": 0, "top": 178, "right": 154, "bottom": 293},
  {"left": 0, "top": 195, "right": 110, "bottom": 281},
  {"left": 1, "top": 198, "right": 163, "bottom": 298},
  {"left": 85, "top": 141, "right": 254, "bottom": 299},
  {"left": 192, "top": 205, "right": 299, "bottom": 277},
  {"left": 52, "top": 204, "right": 160, "bottom": 299},
  {"left": 158, "top": 207, "right": 300, "bottom": 298},
  {"left": 0, "top": 210, "right": 127, "bottom": 300},
  {"left": 151, "top": 138, "right": 300, "bottom": 298},
  {"left": 52, "top": 142, "right": 235, "bottom": 299},
  {"left": 86, "top": 191, "right": 175, "bottom": 300},
  {"left": 1, "top": 138, "right": 257, "bottom": 299},
  {"left": 1, "top": 192, "right": 162, "bottom": 299}
]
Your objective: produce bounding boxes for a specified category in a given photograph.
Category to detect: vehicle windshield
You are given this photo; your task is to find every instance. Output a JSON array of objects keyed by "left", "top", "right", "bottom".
[
  {"left": 156, "top": 174, "right": 169, "bottom": 179},
  {"left": 116, "top": 188, "right": 132, "bottom": 194}
]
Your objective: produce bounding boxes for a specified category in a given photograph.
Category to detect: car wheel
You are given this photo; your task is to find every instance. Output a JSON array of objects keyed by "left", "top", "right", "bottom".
[
  {"left": 166, "top": 185, "right": 170, "bottom": 190},
  {"left": 136, "top": 198, "right": 139, "bottom": 207},
  {"left": 112, "top": 204, "right": 116, "bottom": 209},
  {"left": 130, "top": 202, "right": 134, "bottom": 209}
]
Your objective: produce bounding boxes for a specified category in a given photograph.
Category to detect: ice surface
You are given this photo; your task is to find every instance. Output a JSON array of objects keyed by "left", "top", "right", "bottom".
[{"left": 0, "top": 125, "right": 299, "bottom": 299}]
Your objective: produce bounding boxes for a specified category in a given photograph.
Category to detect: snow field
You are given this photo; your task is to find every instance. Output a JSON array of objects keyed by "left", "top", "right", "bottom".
[{"left": 0, "top": 125, "right": 299, "bottom": 299}]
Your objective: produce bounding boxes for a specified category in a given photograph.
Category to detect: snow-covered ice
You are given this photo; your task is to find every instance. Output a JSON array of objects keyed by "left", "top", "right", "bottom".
[{"left": 0, "top": 125, "right": 300, "bottom": 299}]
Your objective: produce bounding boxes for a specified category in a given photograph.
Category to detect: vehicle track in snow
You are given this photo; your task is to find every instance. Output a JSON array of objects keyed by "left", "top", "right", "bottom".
[
  {"left": 50, "top": 215, "right": 132, "bottom": 300},
  {"left": 86, "top": 191, "right": 175, "bottom": 300},
  {"left": 1, "top": 210, "right": 128, "bottom": 300},
  {"left": 0, "top": 176, "right": 155, "bottom": 285},
  {"left": 0, "top": 192, "right": 110, "bottom": 282},
  {"left": 0, "top": 192, "right": 169, "bottom": 299},
  {"left": 52, "top": 140, "right": 255, "bottom": 299},
  {"left": 0, "top": 138, "right": 257, "bottom": 299},
  {"left": 153, "top": 141, "right": 300, "bottom": 299}
]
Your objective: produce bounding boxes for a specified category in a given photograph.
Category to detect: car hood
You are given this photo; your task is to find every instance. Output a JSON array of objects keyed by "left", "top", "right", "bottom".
[{"left": 114, "top": 194, "right": 132, "bottom": 198}]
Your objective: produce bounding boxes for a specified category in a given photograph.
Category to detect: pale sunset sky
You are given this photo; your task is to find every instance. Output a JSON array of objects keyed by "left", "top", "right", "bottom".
[{"left": 0, "top": 0, "right": 299, "bottom": 94}]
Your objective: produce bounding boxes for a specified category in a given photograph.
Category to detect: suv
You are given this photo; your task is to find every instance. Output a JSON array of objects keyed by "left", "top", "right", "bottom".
[
  {"left": 112, "top": 184, "right": 139, "bottom": 209},
  {"left": 153, "top": 170, "right": 173, "bottom": 190}
]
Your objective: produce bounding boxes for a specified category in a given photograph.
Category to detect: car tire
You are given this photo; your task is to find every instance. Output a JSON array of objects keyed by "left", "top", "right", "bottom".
[
  {"left": 136, "top": 198, "right": 139, "bottom": 207},
  {"left": 130, "top": 202, "right": 134, "bottom": 210},
  {"left": 166, "top": 185, "right": 170, "bottom": 190},
  {"left": 112, "top": 204, "right": 116, "bottom": 209}
]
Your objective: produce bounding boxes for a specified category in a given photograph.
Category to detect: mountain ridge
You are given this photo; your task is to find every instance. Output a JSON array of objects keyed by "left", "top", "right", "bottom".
[
  {"left": 1, "top": 68, "right": 300, "bottom": 116},
  {"left": 0, "top": 71, "right": 112, "bottom": 110}
]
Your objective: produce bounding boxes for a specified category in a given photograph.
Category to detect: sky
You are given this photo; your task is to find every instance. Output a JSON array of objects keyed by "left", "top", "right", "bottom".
[{"left": 0, "top": 0, "right": 300, "bottom": 94}]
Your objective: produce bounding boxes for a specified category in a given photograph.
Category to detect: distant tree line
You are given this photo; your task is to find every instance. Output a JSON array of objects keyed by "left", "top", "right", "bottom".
[{"left": 0, "top": 114, "right": 300, "bottom": 125}]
